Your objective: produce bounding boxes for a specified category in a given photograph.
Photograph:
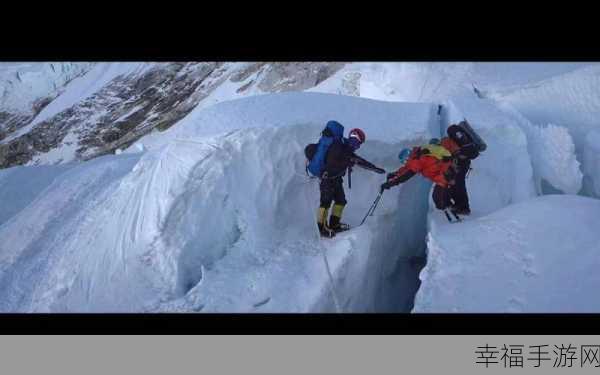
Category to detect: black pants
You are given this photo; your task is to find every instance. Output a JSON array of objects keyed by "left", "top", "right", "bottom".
[
  {"left": 432, "top": 185, "right": 451, "bottom": 210},
  {"left": 320, "top": 177, "right": 346, "bottom": 208},
  {"left": 448, "top": 162, "right": 470, "bottom": 210}
]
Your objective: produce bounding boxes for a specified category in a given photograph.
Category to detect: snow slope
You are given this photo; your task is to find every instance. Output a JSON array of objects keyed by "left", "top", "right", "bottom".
[
  {"left": 0, "top": 63, "right": 93, "bottom": 114},
  {"left": 414, "top": 195, "right": 600, "bottom": 312},
  {"left": 0, "top": 93, "right": 437, "bottom": 312},
  {"left": 311, "top": 62, "right": 595, "bottom": 103},
  {"left": 3, "top": 63, "right": 153, "bottom": 143},
  {"left": 0, "top": 154, "right": 143, "bottom": 311},
  {"left": 29, "top": 64, "right": 153, "bottom": 127},
  {"left": 0, "top": 163, "right": 74, "bottom": 226}
]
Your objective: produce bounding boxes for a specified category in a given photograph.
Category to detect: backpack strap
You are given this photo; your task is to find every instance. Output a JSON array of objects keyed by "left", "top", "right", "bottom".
[{"left": 421, "top": 144, "right": 452, "bottom": 160}]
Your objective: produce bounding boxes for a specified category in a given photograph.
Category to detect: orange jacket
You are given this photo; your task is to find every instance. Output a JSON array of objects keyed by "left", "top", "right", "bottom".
[{"left": 388, "top": 146, "right": 454, "bottom": 188}]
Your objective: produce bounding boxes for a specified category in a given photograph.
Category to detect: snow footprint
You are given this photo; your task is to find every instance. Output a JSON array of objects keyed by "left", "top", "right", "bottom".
[
  {"left": 502, "top": 251, "right": 519, "bottom": 263},
  {"left": 521, "top": 253, "right": 538, "bottom": 278},
  {"left": 507, "top": 297, "right": 525, "bottom": 312}
]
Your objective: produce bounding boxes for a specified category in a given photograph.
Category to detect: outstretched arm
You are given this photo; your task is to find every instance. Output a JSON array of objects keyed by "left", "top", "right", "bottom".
[
  {"left": 350, "top": 154, "right": 385, "bottom": 174},
  {"left": 380, "top": 165, "right": 416, "bottom": 192}
]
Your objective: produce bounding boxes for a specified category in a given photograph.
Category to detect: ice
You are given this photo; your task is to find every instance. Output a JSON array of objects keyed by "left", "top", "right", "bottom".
[
  {"left": 0, "top": 93, "right": 436, "bottom": 312},
  {"left": 488, "top": 64, "right": 600, "bottom": 196}
]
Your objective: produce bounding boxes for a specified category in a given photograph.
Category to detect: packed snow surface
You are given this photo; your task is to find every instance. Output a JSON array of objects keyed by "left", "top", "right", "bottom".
[{"left": 414, "top": 195, "right": 600, "bottom": 312}]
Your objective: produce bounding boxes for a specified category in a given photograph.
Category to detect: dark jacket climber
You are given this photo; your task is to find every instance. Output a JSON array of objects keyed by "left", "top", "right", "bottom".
[
  {"left": 439, "top": 124, "right": 481, "bottom": 215},
  {"left": 306, "top": 124, "right": 385, "bottom": 238}
]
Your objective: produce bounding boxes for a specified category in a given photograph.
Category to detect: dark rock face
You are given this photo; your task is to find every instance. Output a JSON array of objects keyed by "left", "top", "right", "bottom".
[
  {"left": 0, "top": 62, "right": 345, "bottom": 168},
  {"left": 0, "top": 112, "right": 35, "bottom": 140}
]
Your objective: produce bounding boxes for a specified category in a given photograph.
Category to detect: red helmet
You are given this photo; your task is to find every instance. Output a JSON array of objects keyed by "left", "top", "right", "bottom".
[{"left": 349, "top": 128, "right": 366, "bottom": 144}]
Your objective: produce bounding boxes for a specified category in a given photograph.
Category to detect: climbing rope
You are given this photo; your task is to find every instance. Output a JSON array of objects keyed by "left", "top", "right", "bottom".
[
  {"left": 319, "top": 245, "right": 342, "bottom": 313},
  {"left": 302, "top": 176, "right": 342, "bottom": 313}
]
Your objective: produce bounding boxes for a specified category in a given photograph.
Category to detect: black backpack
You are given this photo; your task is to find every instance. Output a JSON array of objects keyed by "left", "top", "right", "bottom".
[
  {"left": 447, "top": 120, "right": 487, "bottom": 162},
  {"left": 448, "top": 120, "right": 487, "bottom": 152}
]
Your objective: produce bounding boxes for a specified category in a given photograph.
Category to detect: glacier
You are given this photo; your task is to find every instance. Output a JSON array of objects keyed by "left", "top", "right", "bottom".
[{"left": 0, "top": 62, "right": 599, "bottom": 313}]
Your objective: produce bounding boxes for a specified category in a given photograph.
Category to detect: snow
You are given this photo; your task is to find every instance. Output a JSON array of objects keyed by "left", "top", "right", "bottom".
[
  {"left": 31, "top": 63, "right": 151, "bottom": 125},
  {"left": 188, "top": 62, "right": 265, "bottom": 112},
  {"left": 310, "top": 63, "right": 473, "bottom": 102},
  {"left": 133, "top": 92, "right": 438, "bottom": 152},
  {"left": 529, "top": 123, "right": 583, "bottom": 194},
  {"left": 0, "top": 153, "right": 144, "bottom": 311},
  {"left": 0, "top": 63, "right": 93, "bottom": 114},
  {"left": 0, "top": 163, "right": 74, "bottom": 226},
  {"left": 468, "top": 62, "right": 594, "bottom": 90},
  {"left": 489, "top": 65, "right": 600, "bottom": 139},
  {"left": 486, "top": 64, "right": 600, "bottom": 196},
  {"left": 28, "top": 131, "right": 81, "bottom": 166},
  {"left": 412, "top": 89, "right": 591, "bottom": 312},
  {"left": 311, "top": 62, "right": 595, "bottom": 103},
  {"left": 495, "top": 104, "right": 583, "bottom": 195},
  {"left": 583, "top": 130, "right": 600, "bottom": 196},
  {"left": 414, "top": 195, "right": 600, "bottom": 312},
  {"left": 0, "top": 93, "right": 436, "bottom": 312},
  {"left": 439, "top": 96, "right": 537, "bottom": 215}
]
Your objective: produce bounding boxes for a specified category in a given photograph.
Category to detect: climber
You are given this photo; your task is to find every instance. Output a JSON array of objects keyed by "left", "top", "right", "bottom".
[
  {"left": 380, "top": 138, "right": 461, "bottom": 216},
  {"left": 381, "top": 119, "right": 485, "bottom": 218},
  {"left": 305, "top": 121, "right": 385, "bottom": 238},
  {"left": 439, "top": 122, "right": 483, "bottom": 215}
]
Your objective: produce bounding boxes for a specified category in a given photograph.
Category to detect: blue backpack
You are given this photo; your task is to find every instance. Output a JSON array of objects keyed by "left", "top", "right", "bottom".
[{"left": 305, "top": 121, "right": 345, "bottom": 177}]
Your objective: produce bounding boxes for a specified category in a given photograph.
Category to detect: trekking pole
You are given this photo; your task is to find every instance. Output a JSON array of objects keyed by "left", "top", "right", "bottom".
[{"left": 359, "top": 191, "right": 383, "bottom": 226}]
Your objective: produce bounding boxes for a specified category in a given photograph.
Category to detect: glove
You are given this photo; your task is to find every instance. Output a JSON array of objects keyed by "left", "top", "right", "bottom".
[
  {"left": 380, "top": 181, "right": 393, "bottom": 193},
  {"left": 386, "top": 172, "right": 396, "bottom": 181}
]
